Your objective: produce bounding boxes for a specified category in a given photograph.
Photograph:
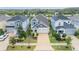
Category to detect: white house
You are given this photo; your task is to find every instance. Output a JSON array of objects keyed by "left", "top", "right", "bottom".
[
  {"left": 31, "top": 14, "right": 49, "bottom": 34},
  {"left": 51, "top": 14, "right": 76, "bottom": 35},
  {"left": 6, "top": 15, "right": 29, "bottom": 35}
]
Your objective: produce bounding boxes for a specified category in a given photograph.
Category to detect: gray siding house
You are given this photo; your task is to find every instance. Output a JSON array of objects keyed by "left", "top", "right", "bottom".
[
  {"left": 6, "top": 15, "right": 29, "bottom": 35},
  {"left": 68, "top": 16, "right": 79, "bottom": 29},
  {"left": 31, "top": 14, "right": 49, "bottom": 33},
  {"left": 51, "top": 15, "right": 76, "bottom": 35}
]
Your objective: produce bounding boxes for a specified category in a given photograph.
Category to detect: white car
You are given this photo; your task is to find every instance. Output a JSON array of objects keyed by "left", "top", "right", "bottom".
[{"left": 0, "top": 33, "right": 8, "bottom": 41}]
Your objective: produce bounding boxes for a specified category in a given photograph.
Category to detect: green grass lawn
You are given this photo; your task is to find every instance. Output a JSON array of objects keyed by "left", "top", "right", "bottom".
[
  {"left": 22, "top": 38, "right": 37, "bottom": 43},
  {"left": 52, "top": 45, "right": 72, "bottom": 51},
  {"left": 7, "top": 45, "right": 36, "bottom": 51},
  {"left": 49, "top": 35, "right": 65, "bottom": 43},
  {"left": 9, "top": 37, "right": 37, "bottom": 44}
]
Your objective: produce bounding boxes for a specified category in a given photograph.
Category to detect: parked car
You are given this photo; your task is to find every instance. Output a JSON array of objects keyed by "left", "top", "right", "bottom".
[{"left": 0, "top": 33, "right": 8, "bottom": 41}]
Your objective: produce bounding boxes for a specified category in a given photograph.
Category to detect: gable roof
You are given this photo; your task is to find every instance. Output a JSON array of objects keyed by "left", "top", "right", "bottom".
[
  {"left": 35, "top": 14, "right": 49, "bottom": 26},
  {"left": 56, "top": 22, "right": 75, "bottom": 29},
  {"left": 0, "top": 15, "right": 12, "bottom": 21},
  {"left": 32, "top": 23, "right": 47, "bottom": 28},
  {"left": 68, "top": 16, "right": 79, "bottom": 22},
  {"left": 7, "top": 15, "right": 28, "bottom": 22},
  {"left": 52, "top": 15, "right": 69, "bottom": 21}
]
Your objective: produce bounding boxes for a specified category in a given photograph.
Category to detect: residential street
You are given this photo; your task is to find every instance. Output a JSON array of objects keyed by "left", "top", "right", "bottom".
[
  {"left": 70, "top": 35, "right": 79, "bottom": 50},
  {"left": 34, "top": 34, "right": 54, "bottom": 51}
]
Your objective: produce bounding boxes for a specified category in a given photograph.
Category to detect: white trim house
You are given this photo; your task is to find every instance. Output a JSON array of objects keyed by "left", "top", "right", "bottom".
[
  {"left": 51, "top": 15, "right": 76, "bottom": 35},
  {"left": 6, "top": 15, "right": 29, "bottom": 35},
  {"left": 31, "top": 14, "right": 49, "bottom": 34}
]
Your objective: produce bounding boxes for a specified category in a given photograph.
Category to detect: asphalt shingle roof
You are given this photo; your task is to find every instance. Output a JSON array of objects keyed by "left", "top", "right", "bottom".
[
  {"left": 52, "top": 15, "right": 69, "bottom": 21},
  {"left": 7, "top": 15, "right": 28, "bottom": 22},
  {"left": 35, "top": 14, "right": 49, "bottom": 27},
  {"left": 0, "top": 15, "right": 11, "bottom": 21}
]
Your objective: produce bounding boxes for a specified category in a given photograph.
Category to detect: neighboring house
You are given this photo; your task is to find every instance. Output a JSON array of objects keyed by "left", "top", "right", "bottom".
[
  {"left": 31, "top": 14, "right": 49, "bottom": 33},
  {"left": 6, "top": 15, "right": 29, "bottom": 35},
  {"left": 51, "top": 15, "right": 76, "bottom": 35},
  {"left": 68, "top": 16, "right": 79, "bottom": 29},
  {"left": 0, "top": 15, "right": 12, "bottom": 30}
]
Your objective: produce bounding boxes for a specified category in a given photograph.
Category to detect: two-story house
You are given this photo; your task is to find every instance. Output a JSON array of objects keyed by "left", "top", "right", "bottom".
[
  {"left": 31, "top": 14, "right": 49, "bottom": 33},
  {"left": 6, "top": 15, "right": 29, "bottom": 35},
  {"left": 51, "top": 14, "right": 76, "bottom": 35}
]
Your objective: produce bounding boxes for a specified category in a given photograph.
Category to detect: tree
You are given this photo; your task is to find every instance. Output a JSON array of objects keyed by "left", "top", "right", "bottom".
[
  {"left": 10, "top": 37, "right": 16, "bottom": 48},
  {"left": 24, "top": 10, "right": 28, "bottom": 15},
  {"left": 17, "top": 25, "right": 24, "bottom": 38},
  {"left": 0, "top": 29, "right": 4, "bottom": 36},
  {"left": 65, "top": 37, "right": 72, "bottom": 48},
  {"left": 62, "top": 34, "right": 67, "bottom": 40},
  {"left": 17, "top": 25, "right": 27, "bottom": 42},
  {"left": 74, "top": 29, "right": 79, "bottom": 36},
  {"left": 55, "top": 33, "right": 61, "bottom": 41}
]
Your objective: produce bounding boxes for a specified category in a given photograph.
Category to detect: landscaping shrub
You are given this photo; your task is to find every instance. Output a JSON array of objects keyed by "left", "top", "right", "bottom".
[
  {"left": 55, "top": 33, "right": 61, "bottom": 41},
  {"left": 0, "top": 29, "right": 4, "bottom": 36}
]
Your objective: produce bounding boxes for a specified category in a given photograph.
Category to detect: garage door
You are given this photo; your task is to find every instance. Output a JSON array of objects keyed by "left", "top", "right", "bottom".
[
  {"left": 37, "top": 28, "right": 49, "bottom": 33},
  {"left": 6, "top": 28, "right": 17, "bottom": 35}
]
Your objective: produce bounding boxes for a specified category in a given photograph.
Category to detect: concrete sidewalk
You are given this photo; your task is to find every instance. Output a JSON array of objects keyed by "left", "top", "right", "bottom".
[{"left": 15, "top": 43, "right": 67, "bottom": 46}]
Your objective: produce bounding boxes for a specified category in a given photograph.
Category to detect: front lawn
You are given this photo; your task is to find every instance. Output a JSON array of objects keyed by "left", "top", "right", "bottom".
[
  {"left": 9, "top": 37, "right": 37, "bottom": 44},
  {"left": 22, "top": 37, "right": 37, "bottom": 43},
  {"left": 49, "top": 34, "right": 65, "bottom": 43},
  {"left": 52, "top": 45, "right": 72, "bottom": 51},
  {"left": 7, "top": 45, "right": 36, "bottom": 51}
]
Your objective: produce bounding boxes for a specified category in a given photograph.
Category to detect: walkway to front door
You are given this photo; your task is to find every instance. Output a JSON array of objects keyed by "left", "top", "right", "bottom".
[{"left": 34, "top": 34, "right": 54, "bottom": 51}]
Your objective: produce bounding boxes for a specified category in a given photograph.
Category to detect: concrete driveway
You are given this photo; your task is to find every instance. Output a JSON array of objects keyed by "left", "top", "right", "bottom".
[
  {"left": 0, "top": 36, "right": 9, "bottom": 51},
  {"left": 70, "top": 35, "right": 79, "bottom": 50},
  {"left": 34, "top": 34, "right": 54, "bottom": 51},
  {"left": 0, "top": 33, "right": 13, "bottom": 51}
]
